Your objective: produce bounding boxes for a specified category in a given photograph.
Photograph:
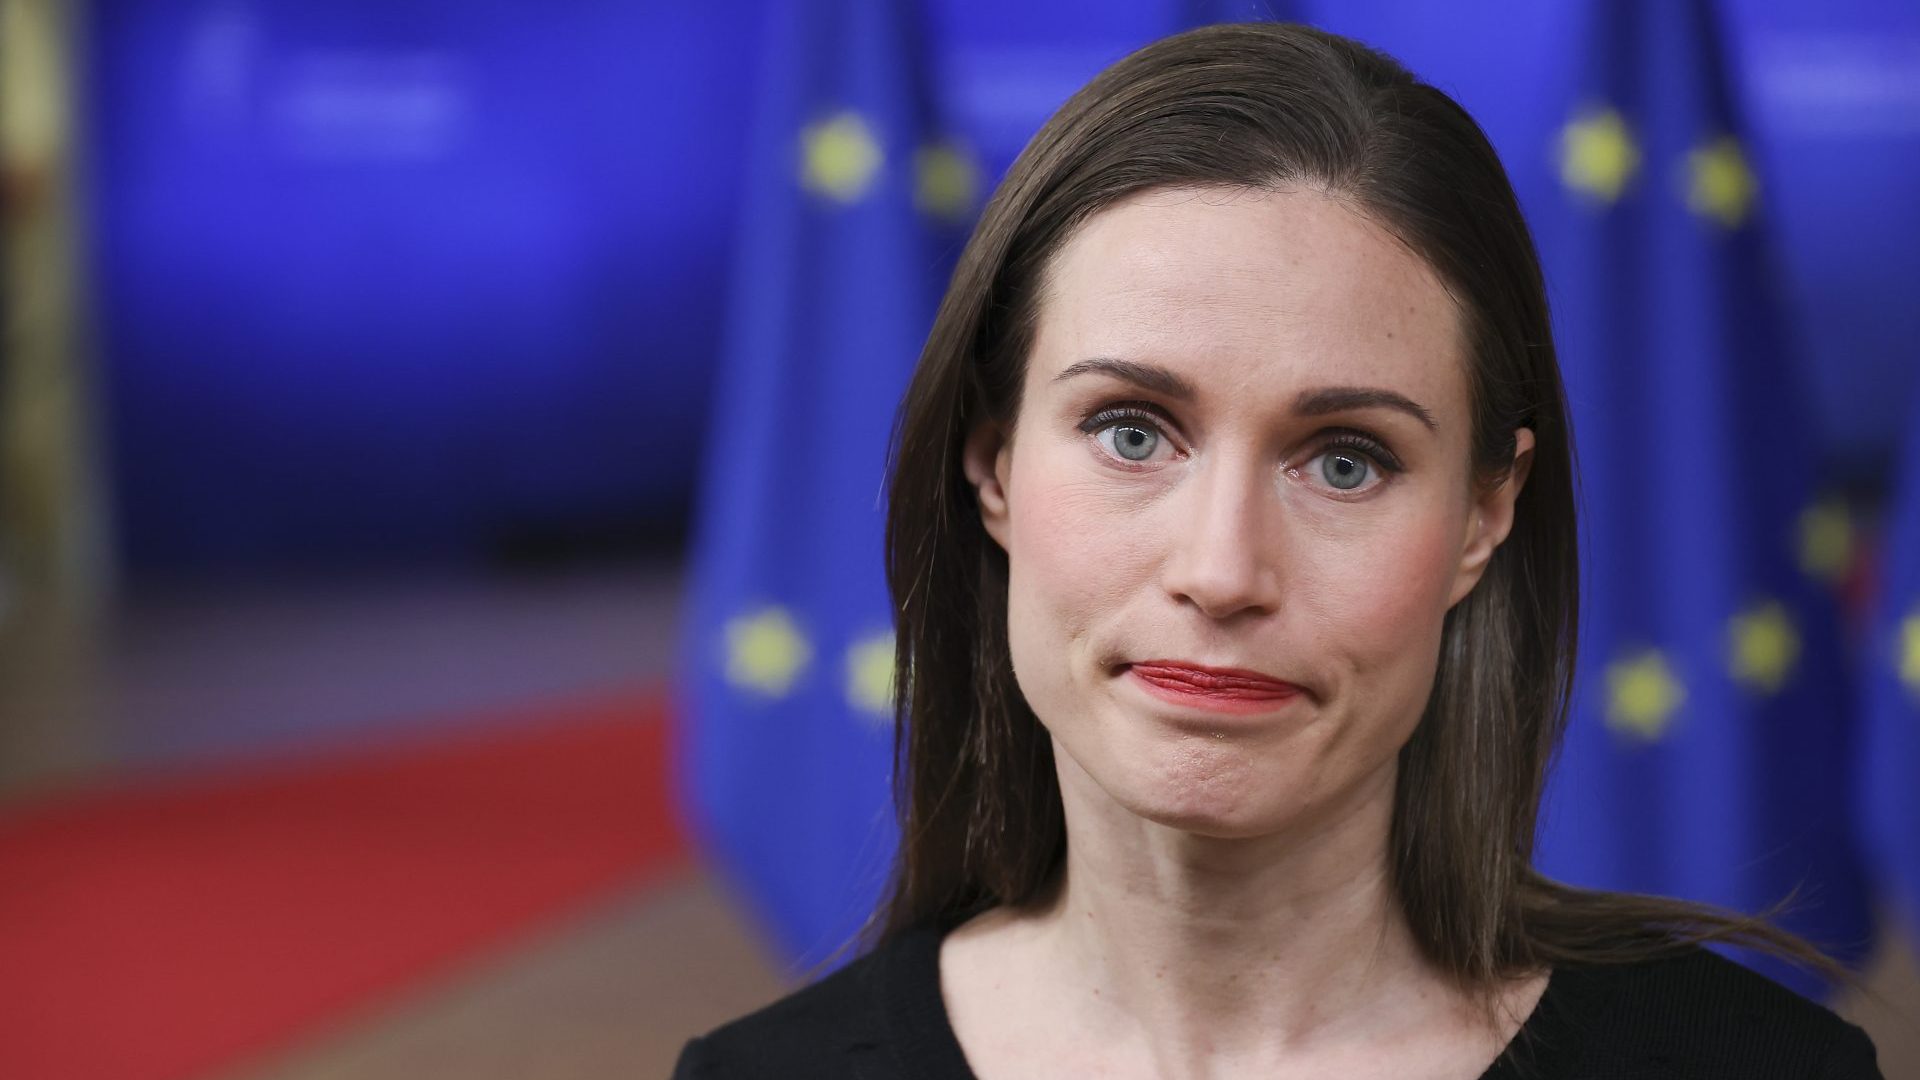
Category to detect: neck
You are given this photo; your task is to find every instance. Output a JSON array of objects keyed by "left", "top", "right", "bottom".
[{"left": 1028, "top": 748, "right": 1453, "bottom": 1067}]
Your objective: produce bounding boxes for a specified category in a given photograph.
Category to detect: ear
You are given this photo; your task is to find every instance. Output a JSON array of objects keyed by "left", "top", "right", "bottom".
[
  {"left": 1448, "top": 427, "right": 1535, "bottom": 608},
  {"left": 962, "top": 418, "right": 1014, "bottom": 552}
]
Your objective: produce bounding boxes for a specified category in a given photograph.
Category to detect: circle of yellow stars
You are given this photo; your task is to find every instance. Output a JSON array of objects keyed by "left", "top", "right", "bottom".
[
  {"left": 1557, "top": 104, "right": 1757, "bottom": 229},
  {"left": 719, "top": 606, "right": 896, "bottom": 724},
  {"left": 1605, "top": 648, "right": 1687, "bottom": 741},
  {"left": 844, "top": 631, "right": 897, "bottom": 723},
  {"left": 799, "top": 109, "right": 979, "bottom": 220},
  {"left": 1560, "top": 106, "right": 1641, "bottom": 205},
  {"left": 1603, "top": 598, "right": 1805, "bottom": 742},
  {"left": 1683, "top": 136, "right": 1757, "bottom": 229},
  {"left": 1796, "top": 496, "right": 1854, "bottom": 586},
  {"left": 800, "top": 112, "right": 883, "bottom": 203},
  {"left": 1899, "top": 609, "right": 1920, "bottom": 701},
  {"left": 913, "top": 140, "right": 980, "bottom": 222},
  {"left": 724, "top": 606, "right": 812, "bottom": 697},
  {"left": 1728, "top": 599, "right": 1799, "bottom": 695}
]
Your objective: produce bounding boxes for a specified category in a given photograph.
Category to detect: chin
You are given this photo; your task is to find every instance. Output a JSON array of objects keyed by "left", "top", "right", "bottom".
[
  {"left": 1138, "top": 805, "right": 1277, "bottom": 840},
  {"left": 1053, "top": 702, "right": 1315, "bottom": 839},
  {"left": 1110, "top": 752, "right": 1292, "bottom": 839}
]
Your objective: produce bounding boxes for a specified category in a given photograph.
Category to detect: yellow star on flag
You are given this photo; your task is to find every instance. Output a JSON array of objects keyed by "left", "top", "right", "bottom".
[
  {"left": 724, "top": 606, "right": 811, "bottom": 697},
  {"left": 800, "top": 112, "right": 883, "bottom": 204},
  {"left": 1900, "top": 610, "right": 1920, "bottom": 699},
  {"left": 1684, "top": 135, "right": 1757, "bottom": 228},
  {"left": 1728, "top": 600, "right": 1799, "bottom": 695},
  {"left": 845, "top": 631, "right": 897, "bottom": 722},
  {"left": 1796, "top": 497, "right": 1853, "bottom": 585},
  {"left": 914, "top": 140, "right": 979, "bottom": 222},
  {"left": 1559, "top": 106, "right": 1640, "bottom": 204},
  {"left": 1606, "top": 649, "right": 1686, "bottom": 741}
]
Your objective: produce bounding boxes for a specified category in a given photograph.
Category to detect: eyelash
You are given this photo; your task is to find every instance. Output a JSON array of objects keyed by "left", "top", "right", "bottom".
[{"left": 1075, "top": 401, "right": 1405, "bottom": 486}]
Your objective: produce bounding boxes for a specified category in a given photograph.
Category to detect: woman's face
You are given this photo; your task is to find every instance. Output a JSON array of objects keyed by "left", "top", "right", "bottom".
[{"left": 964, "top": 185, "right": 1531, "bottom": 842}]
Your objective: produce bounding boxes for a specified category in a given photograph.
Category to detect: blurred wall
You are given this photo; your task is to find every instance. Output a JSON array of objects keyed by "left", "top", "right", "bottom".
[
  {"left": 88, "top": 1, "right": 762, "bottom": 576},
  {"left": 79, "top": 0, "right": 1919, "bottom": 581}
]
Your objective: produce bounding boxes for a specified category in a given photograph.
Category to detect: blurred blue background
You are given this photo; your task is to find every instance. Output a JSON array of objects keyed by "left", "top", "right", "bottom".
[{"left": 73, "top": 0, "right": 1920, "bottom": 577}]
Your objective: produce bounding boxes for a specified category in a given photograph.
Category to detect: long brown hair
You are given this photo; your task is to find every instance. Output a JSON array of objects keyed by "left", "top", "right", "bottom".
[{"left": 875, "top": 20, "right": 1848, "bottom": 1001}]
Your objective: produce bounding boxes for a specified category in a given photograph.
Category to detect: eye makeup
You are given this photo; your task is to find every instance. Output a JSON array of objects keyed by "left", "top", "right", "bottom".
[{"left": 1073, "top": 399, "right": 1406, "bottom": 478}]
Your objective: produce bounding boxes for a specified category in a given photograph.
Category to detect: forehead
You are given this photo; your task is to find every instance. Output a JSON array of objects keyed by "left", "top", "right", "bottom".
[{"left": 1033, "top": 185, "right": 1466, "bottom": 410}]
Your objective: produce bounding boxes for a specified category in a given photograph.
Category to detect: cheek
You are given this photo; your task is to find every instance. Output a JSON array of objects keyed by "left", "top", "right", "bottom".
[
  {"left": 1355, "top": 519, "right": 1456, "bottom": 625},
  {"left": 1001, "top": 449, "right": 1154, "bottom": 696},
  {"left": 1298, "top": 495, "right": 1465, "bottom": 689}
]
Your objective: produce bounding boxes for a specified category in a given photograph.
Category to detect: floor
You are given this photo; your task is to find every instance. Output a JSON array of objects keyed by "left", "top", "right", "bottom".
[{"left": 2, "top": 563, "right": 1913, "bottom": 1079}]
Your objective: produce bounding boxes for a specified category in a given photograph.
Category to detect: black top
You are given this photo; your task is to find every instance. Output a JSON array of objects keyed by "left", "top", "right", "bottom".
[{"left": 673, "top": 921, "right": 1882, "bottom": 1079}]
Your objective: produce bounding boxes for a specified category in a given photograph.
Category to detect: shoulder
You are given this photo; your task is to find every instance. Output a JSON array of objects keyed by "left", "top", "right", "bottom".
[
  {"left": 1550, "top": 946, "right": 1881, "bottom": 1079},
  {"left": 671, "top": 925, "right": 940, "bottom": 1080}
]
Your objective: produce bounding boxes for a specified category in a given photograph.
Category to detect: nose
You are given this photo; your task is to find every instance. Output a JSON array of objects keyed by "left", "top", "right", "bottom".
[{"left": 1158, "top": 455, "right": 1284, "bottom": 621}]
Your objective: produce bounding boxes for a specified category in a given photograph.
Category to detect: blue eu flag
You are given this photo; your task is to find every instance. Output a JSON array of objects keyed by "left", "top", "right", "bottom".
[
  {"left": 1860, "top": 404, "right": 1920, "bottom": 949},
  {"left": 1528, "top": 0, "right": 1875, "bottom": 995},
  {"left": 676, "top": 0, "right": 978, "bottom": 969}
]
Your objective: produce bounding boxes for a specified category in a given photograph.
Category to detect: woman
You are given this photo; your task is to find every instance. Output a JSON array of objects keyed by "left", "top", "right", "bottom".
[{"left": 676, "top": 22, "right": 1881, "bottom": 1079}]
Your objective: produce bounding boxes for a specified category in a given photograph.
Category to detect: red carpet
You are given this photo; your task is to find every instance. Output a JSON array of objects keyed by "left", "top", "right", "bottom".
[{"left": 0, "top": 689, "right": 687, "bottom": 1080}]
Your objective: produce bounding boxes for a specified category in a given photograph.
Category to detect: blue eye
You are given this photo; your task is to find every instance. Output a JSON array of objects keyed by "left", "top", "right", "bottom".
[
  {"left": 1080, "top": 404, "right": 1175, "bottom": 465},
  {"left": 1302, "top": 433, "right": 1399, "bottom": 494},
  {"left": 1319, "top": 450, "right": 1372, "bottom": 490},
  {"left": 1102, "top": 423, "right": 1161, "bottom": 462}
]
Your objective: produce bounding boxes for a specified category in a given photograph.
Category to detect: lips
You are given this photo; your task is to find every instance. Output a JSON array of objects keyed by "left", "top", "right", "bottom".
[{"left": 1126, "top": 661, "right": 1303, "bottom": 700}]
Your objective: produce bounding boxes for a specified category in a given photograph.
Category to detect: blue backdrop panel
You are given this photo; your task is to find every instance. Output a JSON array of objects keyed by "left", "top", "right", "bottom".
[
  {"left": 677, "top": 0, "right": 973, "bottom": 969},
  {"left": 1520, "top": 0, "right": 1874, "bottom": 996},
  {"left": 88, "top": 1, "right": 760, "bottom": 572},
  {"left": 1861, "top": 395, "right": 1920, "bottom": 937}
]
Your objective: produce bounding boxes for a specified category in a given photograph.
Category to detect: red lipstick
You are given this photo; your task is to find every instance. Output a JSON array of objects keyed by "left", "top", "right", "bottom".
[{"left": 1125, "top": 661, "right": 1303, "bottom": 715}]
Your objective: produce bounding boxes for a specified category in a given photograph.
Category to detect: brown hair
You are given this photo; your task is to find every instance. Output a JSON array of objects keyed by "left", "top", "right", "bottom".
[{"left": 874, "top": 20, "right": 1849, "bottom": 1003}]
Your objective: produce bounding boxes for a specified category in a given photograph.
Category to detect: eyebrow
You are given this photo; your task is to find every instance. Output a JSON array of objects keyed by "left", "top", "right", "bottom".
[
  {"left": 1052, "top": 357, "right": 1197, "bottom": 400},
  {"left": 1295, "top": 385, "right": 1438, "bottom": 432},
  {"left": 1051, "top": 357, "right": 1438, "bottom": 432}
]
